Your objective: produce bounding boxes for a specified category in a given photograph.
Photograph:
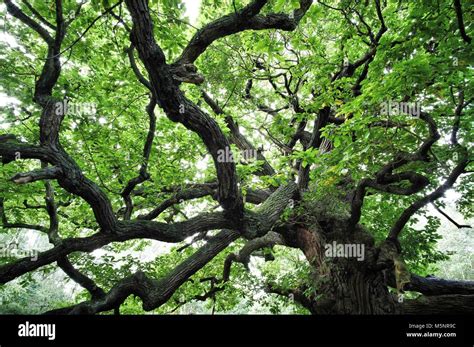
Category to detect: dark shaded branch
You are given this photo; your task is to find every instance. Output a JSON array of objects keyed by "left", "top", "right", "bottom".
[
  {"left": 331, "top": 1, "right": 386, "bottom": 81},
  {"left": 0, "top": 198, "right": 48, "bottom": 232},
  {"left": 4, "top": 0, "right": 53, "bottom": 44},
  {"left": 5, "top": 0, "right": 122, "bottom": 234},
  {"left": 265, "top": 283, "right": 316, "bottom": 314},
  {"left": 0, "top": 211, "right": 232, "bottom": 284},
  {"left": 245, "top": 188, "right": 271, "bottom": 204},
  {"left": 0, "top": 135, "right": 46, "bottom": 160},
  {"left": 201, "top": 90, "right": 275, "bottom": 176},
  {"left": 127, "top": 45, "right": 151, "bottom": 90},
  {"left": 30, "top": 1, "right": 64, "bottom": 107},
  {"left": 57, "top": 257, "right": 106, "bottom": 300},
  {"left": 453, "top": 0, "right": 471, "bottom": 44},
  {"left": 406, "top": 274, "right": 474, "bottom": 296},
  {"left": 350, "top": 113, "right": 440, "bottom": 227},
  {"left": 176, "top": 0, "right": 312, "bottom": 64},
  {"left": 223, "top": 231, "right": 284, "bottom": 281},
  {"left": 126, "top": 0, "right": 244, "bottom": 223},
  {"left": 0, "top": 134, "right": 118, "bottom": 233},
  {"left": 135, "top": 182, "right": 269, "bottom": 220},
  {"left": 388, "top": 146, "right": 469, "bottom": 240},
  {"left": 48, "top": 149, "right": 117, "bottom": 232},
  {"left": 121, "top": 97, "right": 157, "bottom": 220},
  {"left": 46, "top": 229, "right": 241, "bottom": 314},
  {"left": 21, "top": 0, "right": 56, "bottom": 30},
  {"left": 110, "top": 8, "right": 131, "bottom": 32},
  {"left": 374, "top": 0, "right": 386, "bottom": 41},
  {"left": 296, "top": 3, "right": 387, "bottom": 189},
  {"left": 243, "top": 181, "right": 298, "bottom": 239},
  {"left": 64, "top": 0, "right": 87, "bottom": 27},
  {"left": 54, "top": 1, "right": 124, "bottom": 58},
  {"left": 42, "top": 166, "right": 60, "bottom": 243},
  {"left": 168, "top": 277, "right": 225, "bottom": 313},
  {"left": 297, "top": 107, "right": 330, "bottom": 190},
  {"left": 137, "top": 184, "right": 216, "bottom": 220},
  {"left": 10, "top": 166, "right": 62, "bottom": 184},
  {"left": 0, "top": 222, "right": 47, "bottom": 232},
  {"left": 352, "top": 59, "right": 372, "bottom": 95},
  {"left": 431, "top": 203, "right": 471, "bottom": 229},
  {"left": 451, "top": 90, "right": 469, "bottom": 146}
]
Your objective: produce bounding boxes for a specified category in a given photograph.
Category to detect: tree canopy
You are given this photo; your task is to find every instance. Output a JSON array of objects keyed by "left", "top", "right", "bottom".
[{"left": 0, "top": 0, "right": 472, "bottom": 314}]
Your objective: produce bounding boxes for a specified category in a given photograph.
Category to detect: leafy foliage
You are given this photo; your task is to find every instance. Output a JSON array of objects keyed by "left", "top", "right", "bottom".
[{"left": 0, "top": 0, "right": 472, "bottom": 314}]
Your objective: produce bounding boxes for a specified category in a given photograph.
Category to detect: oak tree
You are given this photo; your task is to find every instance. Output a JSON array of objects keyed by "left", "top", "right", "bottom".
[{"left": 0, "top": 0, "right": 472, "bottom": 314}]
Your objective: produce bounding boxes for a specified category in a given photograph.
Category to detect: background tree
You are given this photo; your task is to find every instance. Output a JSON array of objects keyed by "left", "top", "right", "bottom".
[{"left": 0, "top": 0, "right": 472, "bottom": 314}]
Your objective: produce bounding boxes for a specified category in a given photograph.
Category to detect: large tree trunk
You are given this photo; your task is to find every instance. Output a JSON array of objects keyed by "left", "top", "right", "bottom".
[
  {"left": 291, "top": 223, "right": 474, "bottom": 314},
  {"left": 293, "top": 225, "right": 396, "bottom": 314},
  {"left": 314, "top": 259, "right": 398, "bottom": 314}
]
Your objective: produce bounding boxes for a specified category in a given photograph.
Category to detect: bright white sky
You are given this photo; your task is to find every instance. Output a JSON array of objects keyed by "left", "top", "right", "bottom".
[{"left": 183, "top": 0, "right": 202, "bottom": 25}]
